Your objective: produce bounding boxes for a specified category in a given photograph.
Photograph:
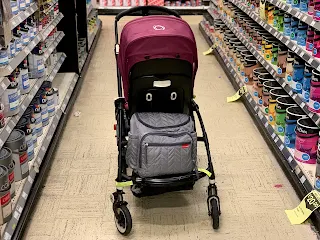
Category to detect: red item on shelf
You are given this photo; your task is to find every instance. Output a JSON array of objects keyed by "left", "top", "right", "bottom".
[{"left": 148, "top": 0, "right": 164, "bottom": 5}]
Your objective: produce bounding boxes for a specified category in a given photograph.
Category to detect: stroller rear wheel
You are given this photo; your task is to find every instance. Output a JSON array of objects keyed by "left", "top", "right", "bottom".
[
  {"left": 210, "top": 198, "right": 220, "bottom": 230},
  {"left": 114, "top": 205, "right": 132, "bottom": 235}
]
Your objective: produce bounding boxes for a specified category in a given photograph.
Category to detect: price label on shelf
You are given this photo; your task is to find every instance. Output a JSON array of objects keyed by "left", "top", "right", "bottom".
[
  {"left": 286, "top": 190, "right": 320, "bottom": 224},
  {"left": 302, "top": 15, "right": 307, "bottom": 22}
]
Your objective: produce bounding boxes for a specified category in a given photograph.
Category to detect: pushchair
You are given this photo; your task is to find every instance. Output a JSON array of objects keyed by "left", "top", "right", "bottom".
[{"left": 111, "top": 6, "right": 220, "bottom": 235}]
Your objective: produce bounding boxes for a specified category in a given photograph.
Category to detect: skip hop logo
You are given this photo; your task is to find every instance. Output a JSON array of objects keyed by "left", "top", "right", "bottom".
[{"left": 153, "top": 25, "right": 165, "bottom": 31}]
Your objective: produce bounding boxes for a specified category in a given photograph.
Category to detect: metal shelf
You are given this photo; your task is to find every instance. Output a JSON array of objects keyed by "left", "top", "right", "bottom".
[
  {"left": 98, "top": 6, "right": 208, "bottom": 15},
  {"left": 88, "top": 19, "right": 101, "bottom": 51},
  {"left": 199, "top": 20, "right": 320, "bottom": 229},
  {"left": 87, "top": 3, "right": 94, "bottom": 17},
  {"left": 229, "top": 0, "right": 320, "bottom": 72},
  {"left": 43, "top": 31, "right": 65, "bottom": 62},
  {"left": 220, "top": 13, "right": 320, "bottom": 127},
  {"left": 199, "top": 21, "right": 313, "bottom": 191},
  {"left": 266, "top": 0, "right": 320, "bottom": 32},
  {"left": 39, "top": 12, "right": 64, "bottom": 41},
  {"left": 10, "top": 3, "right": 38, "bottom": 30},
  {"left": 42, "top": 0, "right": 59, "bottom": 15},
  {"left": 0, "top": 12, "right": 64, "bottom": 77},
  {"left": 0, "top": 52, "right": 66, "bottom": 155},
  {"left": 1, "top": 72, "right": 78, "bottom": 240}
]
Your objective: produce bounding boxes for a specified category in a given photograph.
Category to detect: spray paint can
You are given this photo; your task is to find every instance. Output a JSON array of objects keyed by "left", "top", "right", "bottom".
[
  {"left": 23, "top": 107, "right": 37, "bottom": 147},
  {"left": 0, "top": 165, "right": 12, "bottom": 224},
  {"left": 0, "top": 148, "right": 15, "bottom": 198},
  {"left": 37, "top": 91, "right": 49, "bottom": 127},
  {"left": 42, "top": 82, "right": 55, "bottom": 117},
  {"left": 30, "top": 98, "right": 43, "bottom": 137},
  {"left": 18, "top": 58, "right": 30, "bottom": 94},
  {"left": 5, "top": 130, "right": 28, "bottom": 181}
]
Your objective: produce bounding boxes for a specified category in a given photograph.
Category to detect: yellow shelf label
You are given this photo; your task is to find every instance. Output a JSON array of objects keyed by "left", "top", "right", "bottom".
[
  {"left": 285, "top": 190, "right": 320, "bottom": 224},
  {"left": 227, "top": 86, "right": 247, "bottom": 103},
  {"left": 203, "top": 44, "right": 217, "bottom": 56}
]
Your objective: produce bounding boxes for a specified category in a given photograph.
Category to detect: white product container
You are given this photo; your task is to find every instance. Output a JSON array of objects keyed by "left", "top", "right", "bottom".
[{"left": 3, "top": 80, "right": 20, "bottom": 117}]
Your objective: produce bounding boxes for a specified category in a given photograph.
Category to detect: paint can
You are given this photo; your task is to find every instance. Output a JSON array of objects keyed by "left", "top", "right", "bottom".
[
  {"left": 275, "top": 97, "right": 297, "bottom": 135},
  {"left": 300, "top": 0, "right": 309, "bottom": 12},
  {"left": 314, "top": 0, "right": 320, "bottom": 20},
  {"left": 42, "top": 81, "right": 55, "bottom": 117},
  {"left": 253, "top": 67, "right": 269, "bottom": 103},
  {"left": 240, "top": 50, "right": 252, "bottom": 80},
  {"left": 294, "top": 117, "right": 319, "bottom": 164},
  {"left": 0, "top": 148, "right": 15, "bottom": 198},
  {"left": 292, "top": 55, "right": 305, "bottom": 93},
  {"left": 302, "top": 63, "right": 313, "bottom": 102},
  {"left": 267, "top": 5, "right": 275, "bottom": 25},
  {"left": 18, "top": 58, "right": 30, "bottom": 94},
  {"left": 269, "top": 89, "right": 289, "bottom": 125},
  {"left": 271, "top": 42, "right": 278, "bottom": 66},
  {"left": 284, "top": 14, "right": 291, "bottom": 37},
  {"left": 258, "top": 74, "right": 274, "bottom": 107},
  {"left": 37, "top": 90, "right": 49, "bottom": 127},
  {"left": 30, "top": 98, "right": 43, "bottom": 137},
  {"left": 3, "top": 76, "right": 20, "bottom": 117},
  {"left": 306, "top": 26, "right": 314, "bottom": 51},
  {"left": 18, "top": 0, "right": 26, "bottom": 10},
  {"left": 309, "top": 0, "right": 315, "bottom": 14},
  {"left": 309, "top": 69, "right": 320, "bottom": 113},
  {"left": 11, "top": 1, "right": 19, "bottom": 15},
  {"left": 286, "top": 50, "right": 295, "bottom": 87},
  {"left": 244, "top": 56, "right": 259, "bottom": 85},
  {"left": 313, "top": 29, "right": 320, "bottom": 58},
  {"left": 16, "top": 117, "right": 34, "bottom": 161},
  {"left": 277, "top": 43, "right": 287, "bottom": 78},
  {"left": 264, "top": 36, "right": 275, "bottom": 60},
  {"left": 285, "top": 106, "right": 307, "bottom": 148},
  {"left": 28, "top": 53, "right": 45, "bottom": 79},
  {"left": 23, "top": 107, "right": 37, "bottom": 148},
  {"left": 292, "top": 0, "right": 301, "bottom": 8},
  {"left": 290, "top": 17, "right": 299, "bottom": 41},
  {"left": 262, "top": 81, "right": 282, "bottom": 115},
  {"left": 297, "top": 21, "right": 308, "bottom": 47},
  {"left": 273, "top": 7, "right": 279, "bottom": 28},
  {"left": 277, "top": 10, "right": 284, "bottom": 32},
  {"left": 5, "top": 130, "right": 28, "bottom": 181},
  {"left": 0, "top": 165, "right": 12, "bottom": 224}
]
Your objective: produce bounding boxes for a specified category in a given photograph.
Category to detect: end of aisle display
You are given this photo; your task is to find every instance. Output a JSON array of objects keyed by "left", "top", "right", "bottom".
[{"left": 199, "top": 8, "right": 320, "bottom": 229}]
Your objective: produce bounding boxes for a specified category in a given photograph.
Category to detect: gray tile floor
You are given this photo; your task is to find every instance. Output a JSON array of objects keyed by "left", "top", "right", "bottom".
[{"left": 22, "top": 16, "right": 318, "bottom": 240}]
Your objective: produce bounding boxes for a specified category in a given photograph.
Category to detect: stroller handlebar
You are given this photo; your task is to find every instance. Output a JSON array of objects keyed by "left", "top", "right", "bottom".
[{"left": 115, "top": 6, "right": 181, "bottom": 21}]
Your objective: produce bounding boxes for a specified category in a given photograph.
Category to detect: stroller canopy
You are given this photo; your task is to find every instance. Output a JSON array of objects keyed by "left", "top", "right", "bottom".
[{"left": 118, "top": 15, "right": 198, "bottom": 101}]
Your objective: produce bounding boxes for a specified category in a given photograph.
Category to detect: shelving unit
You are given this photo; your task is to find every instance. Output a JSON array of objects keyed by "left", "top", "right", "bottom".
[
  {"left": 96, "top": 4, "right": 209, "bottom": 15},
  {"left": 199, "top": 1, "right": 320, "bottom": 230},
  {"left": 0, "top": 0, "right": 102, "bottom": 239}
]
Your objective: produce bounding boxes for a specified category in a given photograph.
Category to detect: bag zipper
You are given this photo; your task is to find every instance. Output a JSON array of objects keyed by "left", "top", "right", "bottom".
[
  {"left": 139, "top": 132, "right": 193, "bottom": 168},
  {"left": 136, "top": 113, "right": 191, "bottom": 130}
]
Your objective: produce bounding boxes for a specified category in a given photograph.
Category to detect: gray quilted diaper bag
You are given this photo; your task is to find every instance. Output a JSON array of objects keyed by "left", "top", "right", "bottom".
[{"left": 126, "top": 112, "right": 197, "bottom": 178}]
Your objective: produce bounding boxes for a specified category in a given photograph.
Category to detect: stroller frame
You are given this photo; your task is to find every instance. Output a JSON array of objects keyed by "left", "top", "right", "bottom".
[{"left": 111, "top": 6, "right": 220, "bottom": 235}]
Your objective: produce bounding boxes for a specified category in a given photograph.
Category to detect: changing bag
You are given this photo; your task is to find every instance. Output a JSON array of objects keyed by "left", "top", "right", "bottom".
[{"left": 126, "top": 112, "right": 197, "bottom": 178}]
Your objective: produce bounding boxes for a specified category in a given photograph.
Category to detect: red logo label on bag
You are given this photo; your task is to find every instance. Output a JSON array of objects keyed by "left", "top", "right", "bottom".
[
  {"left": 182, "top": 144, "right": 189, "bottom": 149},
  {"left": 1, "top": 192, "right": 10, "bottom": 205}
]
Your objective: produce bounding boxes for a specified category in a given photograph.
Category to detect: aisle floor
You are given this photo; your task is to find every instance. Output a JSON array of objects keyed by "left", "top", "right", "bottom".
[{"left": 23, "top": 16, "right": 318, "bottom": 240}]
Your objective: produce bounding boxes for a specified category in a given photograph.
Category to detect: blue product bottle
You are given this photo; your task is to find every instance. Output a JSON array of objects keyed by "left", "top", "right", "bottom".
[
  {"left": 297, "top": 21, "right": 308, "bottom": 46},
  {"left": 290, "top": 17, "right": 299, "bottom": 40},
  {"left": 300, "top": 0, "right": 309, "bottom": 12},
  {"left": 292, "top": 55, "right": 305, "bottom": 93},
  {"left": 284, "top": 14, "right": 292, "bottom": 37}
]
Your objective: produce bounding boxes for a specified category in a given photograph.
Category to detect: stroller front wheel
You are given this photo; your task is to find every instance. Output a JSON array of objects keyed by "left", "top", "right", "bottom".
[
  {"left": 114, "top": 205, "right": 132, "bottom": 235},
  {"left": 210, "top": 198, "right": 220, "bottom": 230}
]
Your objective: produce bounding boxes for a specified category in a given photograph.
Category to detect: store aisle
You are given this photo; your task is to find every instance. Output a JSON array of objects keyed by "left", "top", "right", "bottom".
[{"left": 22, "top": 16, "right": 318, "bottom": 240}]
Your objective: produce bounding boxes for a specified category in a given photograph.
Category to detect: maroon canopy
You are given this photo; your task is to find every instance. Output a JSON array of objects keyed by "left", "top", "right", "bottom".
[{"left": 118, "top": 15, "right": 198, "bottom": 101}]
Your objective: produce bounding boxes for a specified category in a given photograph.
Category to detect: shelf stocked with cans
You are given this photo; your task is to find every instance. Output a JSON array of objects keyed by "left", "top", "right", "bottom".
[
  {"left": 88, "top": 19, "right": 101, "bottom": 51},
  {"left": 10, "top": 2, "right": 38, "bottom": 30},
  {"left": 265, "top": 0, "right": 320, "bottom": 32},
  {"left": 1, "top": 72, "right": 78, "bottom": 240},
  {"left": 200, "top": 3, "right": 320, "bottom": 228},
  {"left": 200, "top": 18, "right": 315, "bottom": 192}
]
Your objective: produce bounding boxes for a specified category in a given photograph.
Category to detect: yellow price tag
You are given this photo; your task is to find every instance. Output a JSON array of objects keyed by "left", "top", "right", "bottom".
[
  {"left": 227, "top": 86, "right": 247, "bottom": 103},
  {"left": 285, "top": 190, "right": 320, "bottom": 225},
  {"left": 203, "top": 44, "right": 217, "bottom": 55}
]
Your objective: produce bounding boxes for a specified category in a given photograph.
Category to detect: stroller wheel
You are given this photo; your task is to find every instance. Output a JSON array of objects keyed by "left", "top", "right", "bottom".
[
  {"left": 210, "top": 198, "right": 220, "bottom": 230},
  {"left": 114, "top": 205, "right": 132, "bottom": 235}
]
